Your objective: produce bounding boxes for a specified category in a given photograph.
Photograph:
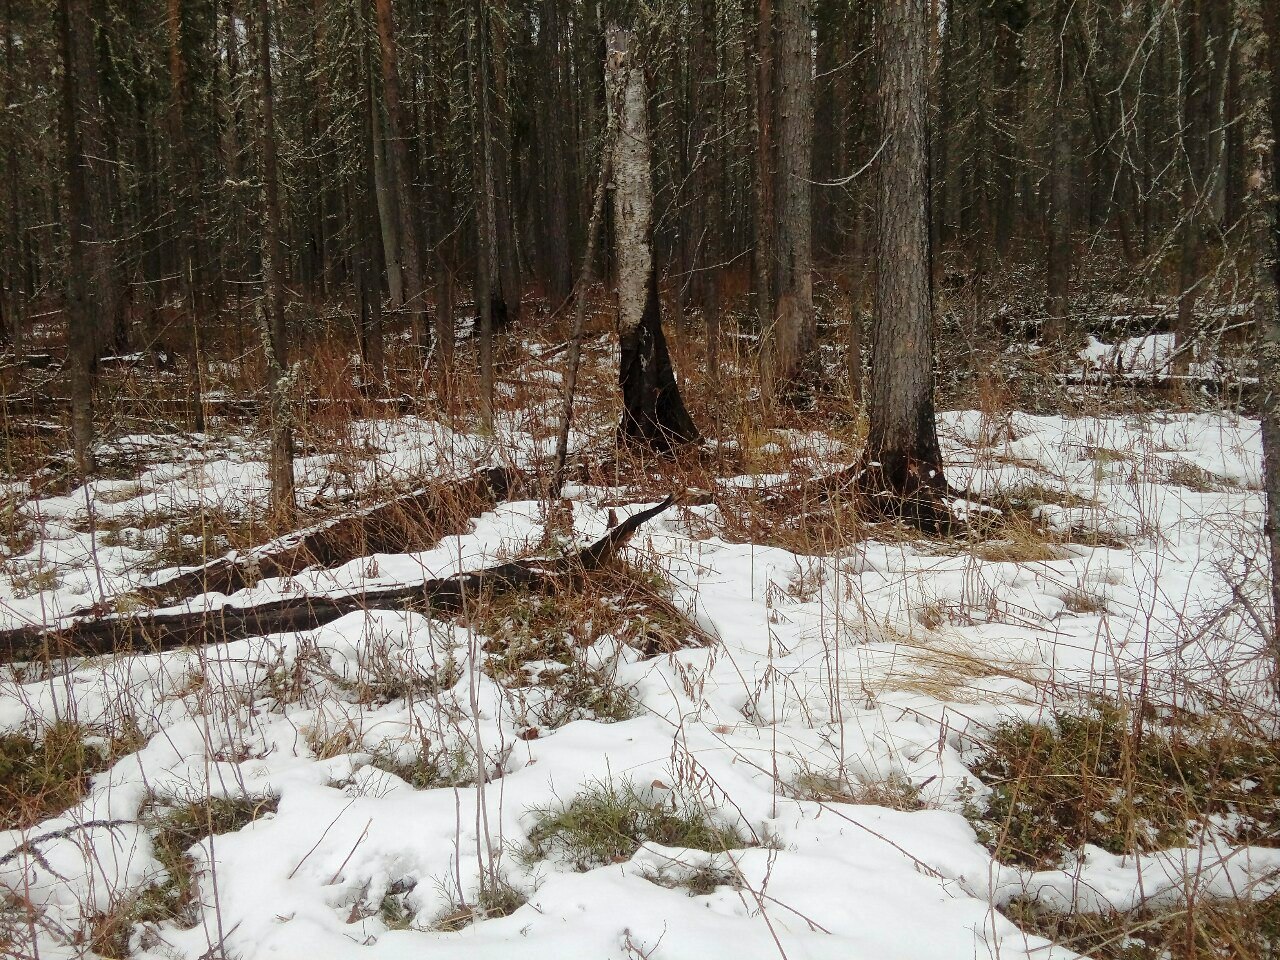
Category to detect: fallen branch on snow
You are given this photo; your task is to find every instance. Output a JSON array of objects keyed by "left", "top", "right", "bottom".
[
  {"left": 71, "top": 466, "right": 524, "bottom": 614},
  {"left": 0, "top": 497, "right": 676, "bottom": 663}
]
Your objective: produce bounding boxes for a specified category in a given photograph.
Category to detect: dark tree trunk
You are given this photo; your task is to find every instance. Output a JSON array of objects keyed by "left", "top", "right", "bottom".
[
  {"left": 1044, "top": 0, "right": 1075, "bottom": 346},
  {"left": 470, "top": 0, "right": 497, "bottom": 426},
  {"left": 1253, "top": 0, "right": 1280, "bottom": 670},
  {"left": 1175, "top": 0, "right": 1209, "bottom": 372},
  {"left": 753, "top": 0, "right": 775, "bottom": 323},
  {"left": 3, "top": 0, "right": 22, "bottom": 353},
  {"left": 59, "top": 0, "right": 120, "bottom": 475},
  {"left": 693, "top": 0, "right": 722, "bottom": 390},
  {"left": 358, "top": 40, "right": 386, "bottom": 387},
  {"left": 606, "top": 26, "right": 698, "bottom": 452},
  {"left": 762, "top": 0, "right": 815, "bottom": 401},
  {"left": 539, "top": 0, "right": 573, "bottom": 303},
  {"left": 489, "top": 0, "right": 522, "bottom": 331},
  {"left": 992, "top": 2, "right": 1026, "bottom": 257},
  {"left": 859, "top": 0, "right": 946, "bottom": 527},
  {"left": 373, "top": 0, "right": 430, "bottom": 363},
  {"left": 257, "top": 0, "right": 295, "bottom": 522}
]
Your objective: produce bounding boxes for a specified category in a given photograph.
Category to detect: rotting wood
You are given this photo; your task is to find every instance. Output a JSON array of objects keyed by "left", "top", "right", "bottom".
[{"left": 0, "top": 496, "right": 675, "bottom": 663}]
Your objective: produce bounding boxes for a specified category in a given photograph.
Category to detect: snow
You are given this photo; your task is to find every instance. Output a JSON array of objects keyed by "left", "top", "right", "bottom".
[{"left": 0, "top": 408, "right": 1275, "bottom": 959}]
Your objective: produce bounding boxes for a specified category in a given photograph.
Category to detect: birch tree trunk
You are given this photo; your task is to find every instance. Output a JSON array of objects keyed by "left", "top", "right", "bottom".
[
  {"left": 606, "top": 26, "right": 698, "bottom": 451},
  {"left": 859, "top": 0, "right": 947, "bottom": 528}
]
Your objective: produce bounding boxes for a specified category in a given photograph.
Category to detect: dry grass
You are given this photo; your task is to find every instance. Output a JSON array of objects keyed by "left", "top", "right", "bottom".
[
  {"left": 964, "top": 699, "right": 1280, "bottom": 870},
  {"left": 1005, "top": 892, "right": 1280, "bottom": 960},
  {"left": 0, "top": 722, "right": 143, "bottom": 830}
]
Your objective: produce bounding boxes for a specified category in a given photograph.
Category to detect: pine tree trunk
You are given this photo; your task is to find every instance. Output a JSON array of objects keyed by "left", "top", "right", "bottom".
[
  {"left": 859, "top": 0, "right": 947, "bottom": 527},
  {"left": 1044, "top": 0, "right": 1074, "bottom": 346},
  {"left": 373, "top": 0, "right": 430, "bottom": 362},
  {"left": 693, "top": 0, "right": 721, "bottom": 390},
  {"left": 606, "top": 26, "right": 699, "bottom": 452},
  {"left": 539, "top": 0, "right": 573, "bottom": 303},
  {"left": 469, "top": 0, "right": 497, "bottom": 426},
  {"left": 257, "top": 0, "right": 295, "bottom": 523},
  {"left": 762, "top": 0, "right": 815, "bottom": 401},
  {"left": 488, "top": 0, "right": 522, "bottom": 331},
  {"left": 1252, "top": 0, "right": 1280, "bottom": 668},
  {"left": 59, "top": 0, "right": 119, "bottom": 475},
  {"left": 753, "top": 0, "right": 775, "bottom": 324},
  {"left": 1175, "top": 0, "right": 1209, "bottom": 373},
  {"left": 359, "top": 40, "right": 386, "bottom": 387},
  {"left": 3, "top": 0, "right": 22, "bottom": 353}
]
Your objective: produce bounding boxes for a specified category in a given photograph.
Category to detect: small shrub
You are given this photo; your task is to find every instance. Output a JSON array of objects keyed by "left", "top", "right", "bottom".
[
  {"left": 0, "top": 723, "right": 112, "bottom": 829},
  {"left": 136, "top": 795, "right": 280, "bottom": 929},
  {"left": 371, "top": 740, "right": 473, "bottom": 790},
  {"left": 965, "top": 700, "right": 1280, "bottom": 869},
  {"left": 7, "top": 564, "right": 61, "bottom": 598},
  {"left": 431, "top": 880, "right": 526, "bottom": 931},
  {"left": 524, "top": 779, "right": 746, "bottom": 871}
]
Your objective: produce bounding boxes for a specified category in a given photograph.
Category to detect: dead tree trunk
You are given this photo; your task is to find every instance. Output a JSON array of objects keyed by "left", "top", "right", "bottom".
[
  {"left": 606, "top": 26, "right": 699, "bottom": 452},
  {"left": 257, "top": 0, "right": 295, "bottom": 523},
  {"left": 1, "top": 496, "right": 674, "bottom": 663},
  {"left": 858, "top": 0, "right": 948, "bottom": 528}
]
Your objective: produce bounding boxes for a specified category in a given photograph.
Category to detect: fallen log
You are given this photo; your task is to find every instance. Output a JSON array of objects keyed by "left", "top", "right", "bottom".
[
  {"left": 1, "top": 496, "right": 675, "bottom": 663},
  {"left": 73, "top": 466, "right": 524, "bottom": 613}
]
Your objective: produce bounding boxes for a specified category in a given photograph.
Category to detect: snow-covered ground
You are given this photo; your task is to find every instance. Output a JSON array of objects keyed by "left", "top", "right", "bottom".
[{"left": 1, "top": 406, "right": 1275, "bottom": 959}]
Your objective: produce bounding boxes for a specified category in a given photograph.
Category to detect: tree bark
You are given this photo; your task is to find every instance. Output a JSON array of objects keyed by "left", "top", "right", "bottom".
[
  {"left": 1175, "top": 0, "right": 1209, "bottom": 372},
  {"left": 59, "top": 0, "right": 120, "bottom": 476},
  {"left": 762, "top": 0, "right": 815, "bottom": 402},
  {"left": 1252, "top": 0, "right": 1280, "bottom": 673},
  {"left": 859, "top": 0, "right": 947, "bottom": 528},
  {"left": 694, "top": 0, "right": 722, "bottom": 390},
  {"left": 469, "top": 0, "right": 497, "bottom": 427},
  {"left": 3, "top": 0, "right": 22, "bottom": 353},
  {"left": 358, "top": 39, "right": 386, "bottom": 387},
  {"left": 606, "top": 26, "right": 699, "bottom": 452},
  {"left": 373, "top": 0, "right": 430, "bottom": 363},
  {"left": 753, "top": 0, "right": 775, "bottom": 324},
  {"left": 1044, "top": 0, "right": 1075, "bottom": 346},
  {"left": 257, "top": 0, "right": 295, "bottom": 523}
]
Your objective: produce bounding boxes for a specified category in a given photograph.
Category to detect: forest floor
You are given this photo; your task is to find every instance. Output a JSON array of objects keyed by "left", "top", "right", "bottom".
[{"left": 0, "top": 301, "right": 1278, "bottom": 960}]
